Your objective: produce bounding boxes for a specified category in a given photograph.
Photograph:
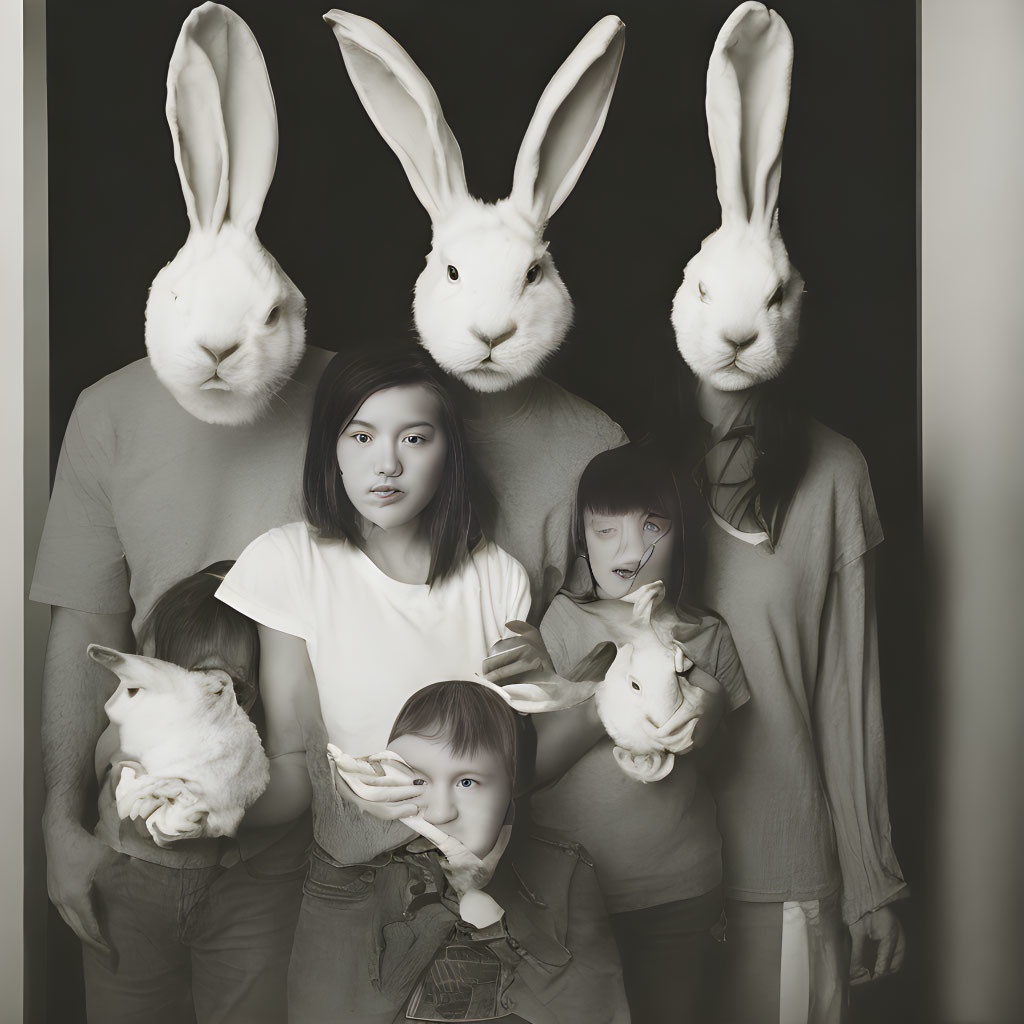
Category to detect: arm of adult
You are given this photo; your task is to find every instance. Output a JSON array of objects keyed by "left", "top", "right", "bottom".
[
  {"left": 813, "top": 550, "right": 909, "bottom": 982},
  {"left": 240, "top": 624, "right": 316, "bottom": 828},
  {"left": 41, "top": 605, "right": 133, "bottom": 953}
]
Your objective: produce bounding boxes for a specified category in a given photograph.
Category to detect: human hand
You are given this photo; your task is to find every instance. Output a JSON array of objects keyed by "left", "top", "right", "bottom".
[
  {"left": 646, "top": 665, "right": 726, "bottom": 755},
  {"left": 482, "top": 622, "right": 554, "bottom": 682},
  {"left": 42, "top": 813, "right": 116, "bottom": 954},
  {"left": 849, "top": 906, "right": 906, "bottom": 984},
  {"left": 326, "top": 745, "right": 423, "bottom": 821}
]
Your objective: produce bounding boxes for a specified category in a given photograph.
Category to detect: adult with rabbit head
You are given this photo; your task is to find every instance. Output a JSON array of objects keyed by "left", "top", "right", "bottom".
[
  {"left": 31, "top": 5, "right": 330, "bottom": 1021},
  {"left": 325, "top": 9, "right": 629, "bottom": 620},
  {"left": 670, "top": 5, "right": 907, "bottom": 1021}
]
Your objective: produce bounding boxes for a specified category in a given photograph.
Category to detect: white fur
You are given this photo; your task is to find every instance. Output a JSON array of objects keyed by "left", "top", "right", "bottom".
[
  {"left": 480, "top": 582, "right": 693, "bottom": 783},
  {"left": 324, "top": 10, "right": 625, "bottom": 391},
  {"left": 145, "top": 3, "right": 306, "bottom": 425},
  {"left": 89, "top": 644, "right": 269, "bottom": 846},
  {"left": 671, "top": 2, "right": 803, "bottom": 392}
]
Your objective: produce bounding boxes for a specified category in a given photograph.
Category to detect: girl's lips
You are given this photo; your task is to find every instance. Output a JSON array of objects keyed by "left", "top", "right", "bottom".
[{"left": 368, "top": 487, "right": 404, "bottom": 505}]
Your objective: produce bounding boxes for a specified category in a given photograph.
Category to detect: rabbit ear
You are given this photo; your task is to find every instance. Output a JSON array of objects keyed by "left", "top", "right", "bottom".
[
  {"left": 706, "top": 2, "right": 794, "bottom": 231},
  {"left": 167, "top": 3, "right": 279, "bottom": 236},
  {"left": 510, "top": 15, "right": 625, "bottom": 225},
  {"left": 621, "top": 580, "right": 666, "bottom": 627},
  {"left": 324, "top": 10, "right": 469, "bottom": 222}
]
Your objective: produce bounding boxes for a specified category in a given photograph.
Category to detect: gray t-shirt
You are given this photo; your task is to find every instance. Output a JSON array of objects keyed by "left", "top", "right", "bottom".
[
  {"left": 536, "top": 593, "right": 749, "bottom": 914},
  {"left": 463, "top": 375, "right": 628, "bottom": 622},
  {"left": 700, "top": 418, "right": 907, "bottom": 923},
  {"left": 31, "top": 347, "right": 332, "bottom": 867}
]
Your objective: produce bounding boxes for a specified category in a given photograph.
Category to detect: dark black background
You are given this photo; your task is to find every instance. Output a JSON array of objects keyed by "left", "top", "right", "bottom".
[{"left": 44, "top": 1, "right": 922, "bottom": 1020}]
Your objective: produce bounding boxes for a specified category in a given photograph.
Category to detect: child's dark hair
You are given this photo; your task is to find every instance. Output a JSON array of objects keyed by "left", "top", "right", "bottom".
[
  {"left": 388, "top": 681, "right": 517, "bottom": 784},
  {"left": 303, "top": 345, "right": 476, "bottom": 584},
  {"left": 138, "top": 561, "right": 259, "bottom": 714},
  {"left": 572, "top": 442, "right": 703, "bottom": 605}
]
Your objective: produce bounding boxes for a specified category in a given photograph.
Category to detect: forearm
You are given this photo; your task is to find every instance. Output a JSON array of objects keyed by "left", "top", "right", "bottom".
[
  {"left": 41, "top": 606, "right": 133, "bottom": 830},
  {"left": 532, "top": 699, "right": 605, "bottom": 788},
  {"left": 242, "top": 751, "right": 312, "bottom": 828}
]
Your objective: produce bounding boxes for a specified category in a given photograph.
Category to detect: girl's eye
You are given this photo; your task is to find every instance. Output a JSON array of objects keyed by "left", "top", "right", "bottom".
[
  {"left": 403, "top": 434, "right": 425, "bottom": 446},
  {"left": 643, "top": 521, "right": 661, "bottom": 534},
  {"left": 352, "top": 433, "right": 371, "bottom": 444},
  {"left": 447, "top": 265, "right": 459, "bottom": 282},
  {"left": 264, "top": 304, "right": 281, "bottom": 327},
  {"left": 526, "top": 264, "right": 541, "bottom": 285},
  {"left": 767, "top": 283, "right": 785, "bottom": 309},
  {"left": 596, "top": 528, "right": 615, "bottom": 536},
  {"left": 456, "top": 779, "right": 477, "bottom": 789}
]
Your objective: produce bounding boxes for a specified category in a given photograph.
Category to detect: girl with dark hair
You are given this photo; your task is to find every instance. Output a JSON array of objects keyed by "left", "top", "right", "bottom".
[
  {"left": 215, "top": 346, "right": 531, "bottom": 1022},
  {"left": 492, "top": 443, "right": 751, "bottom": 1023}
]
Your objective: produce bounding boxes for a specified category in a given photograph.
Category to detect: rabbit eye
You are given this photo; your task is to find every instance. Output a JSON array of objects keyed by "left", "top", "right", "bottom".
[
  {"left": 526, "top": 264, "right": 541, "bottom": 285},
  {"left": 447, "top": 265, "right": 459, "bottom": 282},
  {"left": 264, "top": 305, "right": 281, "bottom": 327},
  {"left": 630, "top": 678, "right": 641, "bottom": 692},
  {"left": 126, "top": 688, "right": 139, "bottom": 698},
  {"left": 767, "top": 284, "right": 785, "bottom": 309},
  {"left": 698, "top": 281, "right": 709, "bottom": 303}
]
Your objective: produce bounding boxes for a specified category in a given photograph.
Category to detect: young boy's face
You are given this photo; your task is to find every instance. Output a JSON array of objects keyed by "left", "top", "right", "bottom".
[
  {"left": 388, "top": 732, "right": 512, "bottom": 859},
  {"left": 584, "top": 507, "right": 676, "bottom": 600}
]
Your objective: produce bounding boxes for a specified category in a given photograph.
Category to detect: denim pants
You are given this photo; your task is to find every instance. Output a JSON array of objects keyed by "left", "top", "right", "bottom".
[
  {"left": 83, "top": 838, "right": 307, "bottom": 1024},
  {"left": 609, "top": 886, "right": 724, "bottom": 1024}
]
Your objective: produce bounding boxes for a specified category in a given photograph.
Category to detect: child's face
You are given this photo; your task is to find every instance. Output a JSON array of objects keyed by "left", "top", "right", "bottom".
[
  {"left": 584, "top": 507, "right": 676, "bottom": 600},
  {"left": 388, "top": 732, "right": 512, "bottom": 859},
  {"left": 336, "top": 384, "right": 448, "bottom": 533}
]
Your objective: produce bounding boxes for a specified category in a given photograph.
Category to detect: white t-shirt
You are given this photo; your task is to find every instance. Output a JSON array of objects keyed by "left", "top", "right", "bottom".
[{"left": 217, "top": 521, "right": 531, "bottom": 753}]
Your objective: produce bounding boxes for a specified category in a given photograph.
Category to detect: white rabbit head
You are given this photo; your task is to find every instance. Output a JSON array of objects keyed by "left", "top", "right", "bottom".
[
  {"left": 671, "top": 2, "right": 803, "bottom": 392},
  {"left": 89, "top": 644, "right": 237, "bottom": 754},
  {"left": 145, "top": 3, "right": 306, "bottom": 425},
  {"left": 324, "top": 10, "right": 625, "bottom": 393}
]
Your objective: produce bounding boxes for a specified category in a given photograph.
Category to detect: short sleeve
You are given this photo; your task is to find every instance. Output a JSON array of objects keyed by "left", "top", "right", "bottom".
[
  {"left": 708, "top": 619, "right": 751, "bottom": 712},
  {"left": 502, "top": 551, "right": 532, "bottom": 626},
  {"left": 216, "top": 525, "right": 314, "bottom": 640},
  {"left": 30, "top": 400, "right": 131, "bottom": 614},
  {"left": 832, "top": 444, "right": 885, "bottom": 571},
  {"left": 539, "top": 597, "right": 584, "bottom": 677}
]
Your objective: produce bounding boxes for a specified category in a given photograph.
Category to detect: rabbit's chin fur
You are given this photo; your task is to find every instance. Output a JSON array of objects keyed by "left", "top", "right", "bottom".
[
  {"left": 145, "top": 226, "right": 306, "bottom": 426},
  {"left": 413, "top": 200, "right": 573, "bottom": 393},
  {"left": 671, "top": 225, "right": 803, "bottom": 392}
]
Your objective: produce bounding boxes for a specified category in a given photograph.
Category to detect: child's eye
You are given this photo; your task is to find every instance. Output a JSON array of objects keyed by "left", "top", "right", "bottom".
[
  {"left": 352, "top": 432, "right": 371, "bottom": 444},
  {"left": 403, "top": 434, "right": 426, "bottom": 446},
  {"left": 456, "top": 778, "right": 478, "bottom": 789},
  {"left": 643, "top": 521, "right": 661, "bottom": 534},
  {"left": 596, "top": 528, "right": 615, "bottom": 536}
]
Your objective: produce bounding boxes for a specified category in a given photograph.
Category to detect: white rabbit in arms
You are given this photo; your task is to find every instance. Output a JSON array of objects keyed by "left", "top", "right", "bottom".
[
  {"left": 88, "top": 644, "right": 270, "bottom": 847},
  {"left": 324, "top": 9, "right": 625, "bottom": 393},
  {"left": 145, "top": 2, "right": 306, "bottom": 425},
  {"left": 671, "top": 1, "right": 803, "bottom": 391},
  {"left": 482, "top": 582, "right": 696, "bottom": 783}
]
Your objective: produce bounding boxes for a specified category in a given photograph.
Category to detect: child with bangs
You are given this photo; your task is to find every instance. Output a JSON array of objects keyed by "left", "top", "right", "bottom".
[{"left": 527, "top": 443, "right": 751, "bottom": 1023}]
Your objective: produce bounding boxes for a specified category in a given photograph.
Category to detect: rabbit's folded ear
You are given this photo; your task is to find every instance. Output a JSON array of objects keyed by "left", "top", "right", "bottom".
[
  {"left": 324, "top": 10, "right": 469, "bottom": 223},
  {"left": 168, "top": 3, "right": 279, "bottom": 236},
  {"left": 706, "top": 2, "right": 794, "bottom": 232},
  {"left": 621, "top": 580, "right": 666, "bottom": 627},
  {"left": 510, "top": 14, "right": 625, "bottom": 225}
]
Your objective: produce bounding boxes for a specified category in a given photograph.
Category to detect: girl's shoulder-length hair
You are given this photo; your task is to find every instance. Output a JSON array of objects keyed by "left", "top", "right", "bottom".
[
  {"left": 566, "top": 440, "right": 705, "bottom": 607},
  {"left": 302, "top": 343, "right": 477, "bottom": 584}
]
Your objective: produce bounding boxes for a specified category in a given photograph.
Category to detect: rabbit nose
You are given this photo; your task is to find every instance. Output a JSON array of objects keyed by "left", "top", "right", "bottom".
[
  {"left": 471, "top": 325, "right": 518, "bottom": 349},
  {"left": 724, "top": 331, "right": 758, "bottom": 351},
  {"left": 201, "top": 342, "right": 241, "bottom": 363}
]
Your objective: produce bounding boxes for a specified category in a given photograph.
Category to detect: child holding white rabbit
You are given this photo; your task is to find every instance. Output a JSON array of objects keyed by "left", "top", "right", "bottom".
[
  {"left": 215, "top": 346, "right": 537, "bottom": 1021},
  {"left": 488, "top": 443, "right": 750, "bottom": 1023}
]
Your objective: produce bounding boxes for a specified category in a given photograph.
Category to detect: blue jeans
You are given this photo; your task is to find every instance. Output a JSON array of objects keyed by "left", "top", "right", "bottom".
[{"left": 83, "top": 833, "right": 307, "bottom": 1024}]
